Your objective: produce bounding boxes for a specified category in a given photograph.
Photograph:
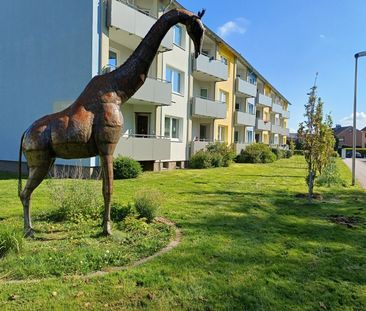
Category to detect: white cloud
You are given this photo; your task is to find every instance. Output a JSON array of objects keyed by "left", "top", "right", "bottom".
[
  {"left": 218, "top": 18, "right": 249, "bottom": 38},
  {"left": 340, "top": 112, "right": 366, "bottom": 129}
]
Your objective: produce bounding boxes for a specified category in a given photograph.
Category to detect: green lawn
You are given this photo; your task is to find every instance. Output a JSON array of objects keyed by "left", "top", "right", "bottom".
[{"left": 0, "top": 156, "right": 365, "bottom": 310}]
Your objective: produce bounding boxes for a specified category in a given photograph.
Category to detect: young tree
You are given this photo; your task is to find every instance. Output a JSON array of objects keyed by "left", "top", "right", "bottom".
[{"left": 298, "top": 78, "right": 335, "bottom": 199}]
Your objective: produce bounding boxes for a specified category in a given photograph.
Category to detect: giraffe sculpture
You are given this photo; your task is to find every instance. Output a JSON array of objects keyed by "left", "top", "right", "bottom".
[{"left": 18, "top": 8, "right": 206, "bottom": 237}]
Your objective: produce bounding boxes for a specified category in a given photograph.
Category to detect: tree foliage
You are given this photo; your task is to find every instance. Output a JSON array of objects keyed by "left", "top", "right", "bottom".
[{"left": 298, "top": 82, "right": 335, "bottom": 199}]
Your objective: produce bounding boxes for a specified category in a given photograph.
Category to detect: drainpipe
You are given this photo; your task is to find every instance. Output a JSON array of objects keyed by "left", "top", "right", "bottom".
[{"left": 187, "top": 38, "right": 193, "bottom": 160}]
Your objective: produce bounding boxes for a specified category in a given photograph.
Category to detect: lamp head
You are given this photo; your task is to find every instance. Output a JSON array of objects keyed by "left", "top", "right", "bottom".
[{"left": 355, "top": 51, "right": 366, "bottom": 58}]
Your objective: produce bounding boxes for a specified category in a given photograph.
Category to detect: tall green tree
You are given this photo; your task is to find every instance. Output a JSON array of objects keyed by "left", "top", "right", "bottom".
[{"left": 298, "top": 79, "right": 335, "bottom": 199}]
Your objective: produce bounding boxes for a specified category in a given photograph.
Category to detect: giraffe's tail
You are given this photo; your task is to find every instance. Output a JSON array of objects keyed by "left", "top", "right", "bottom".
[{"left": 18, "top": 132, "right": 25, "bottom": 198}]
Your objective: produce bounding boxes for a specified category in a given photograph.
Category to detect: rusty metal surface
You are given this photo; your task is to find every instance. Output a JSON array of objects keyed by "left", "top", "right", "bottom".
[{"left": 18, "top": 8, "right": 206, "bottom": 237}]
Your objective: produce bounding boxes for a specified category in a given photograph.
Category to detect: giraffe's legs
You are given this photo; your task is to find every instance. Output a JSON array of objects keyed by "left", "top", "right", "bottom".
[
  {"left": 20, "top": 161, "right": 52, "bottom": 237},
  {"left": 100, "top": 154, "right": 114, "bottom": 235}
]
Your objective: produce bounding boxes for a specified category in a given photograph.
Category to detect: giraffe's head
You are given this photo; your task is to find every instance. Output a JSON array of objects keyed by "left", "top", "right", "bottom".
[{"left": 186, "top": 9, "right": 206, "bottom": 58}]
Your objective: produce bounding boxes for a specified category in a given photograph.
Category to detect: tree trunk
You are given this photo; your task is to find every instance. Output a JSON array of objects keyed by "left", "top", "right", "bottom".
[{"left": 308, "top": 170, "right": 315, "bottom": 201}]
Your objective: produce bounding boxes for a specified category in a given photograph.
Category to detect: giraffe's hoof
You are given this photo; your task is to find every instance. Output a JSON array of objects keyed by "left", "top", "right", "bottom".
[
  {"left": 24, "top": 228, "right": 35, "bottom": 238},
  {"left": 103, "top": 221, "right": 113, "bottom": 236}
]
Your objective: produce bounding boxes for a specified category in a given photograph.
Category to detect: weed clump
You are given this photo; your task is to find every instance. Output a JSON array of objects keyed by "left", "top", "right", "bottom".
[
  {"left": 0, "top": 228, "right": 23, "bottom": 258},
  {"left": 134, "top": 190, "right": 162, "bottom": 223},
  {"left": 46, "top": 167, "right": 102, "bottom": 223}
]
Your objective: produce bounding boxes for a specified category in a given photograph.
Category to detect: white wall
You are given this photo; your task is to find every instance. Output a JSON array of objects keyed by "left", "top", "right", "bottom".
[
  {"left": 160, "top": 24, "right": 191, "bottom": 161},
  {"left": 0, "top": 0, "right": 100, "bottom": 165}
]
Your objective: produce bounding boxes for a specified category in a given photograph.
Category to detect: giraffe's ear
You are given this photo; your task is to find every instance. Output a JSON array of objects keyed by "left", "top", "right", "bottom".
[{"left": 197, "top": 9, "right": 205, "bottom": 19}]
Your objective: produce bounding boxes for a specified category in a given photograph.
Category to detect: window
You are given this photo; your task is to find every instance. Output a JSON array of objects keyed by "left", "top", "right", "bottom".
[
  {"left": 173, "top": 25, "right": 183, "bottom": 47},
  {"left": 200, "top": 88, "right": 208, "bottom": 99},
  {"left": 165, "top": 116, "right": 180, "bottom": 139},
  {"left": 275, "top": 114, "right": 280, "bottom": 126},
  {"left": 248, "top": 72, "right": 257, "bottom": 85},
  {"left": 166, "top": 66, "right": 182, "bottom": 94},
  {"left": 164, "top": 117, "right": 170, "bottom": 137},
  {"left": 234, "top": 131, "right": 239, "bottom": 143},
  {"left": 109, "top": 50, "right": 117, "bottom": 67},
  {"left": 220, "top": 56, "right": 228, "bottom": 65},
  {"left": 235, "top": 103, "right": 240, "bottom": 111},
  {"left": 219, "top": 91, "right": 227, "bottom": 104},
  {"left": 246, "top": 129, "right": 253, "bottom": 143},
  {"left": 248, "top": 102, "right": 255, "bottom": 114},
  {"left": 218, "top": 126, "right": 226, "bottom": 142},
  {"left": 200, "top": 124, "right": 208, "bottom": 140}
]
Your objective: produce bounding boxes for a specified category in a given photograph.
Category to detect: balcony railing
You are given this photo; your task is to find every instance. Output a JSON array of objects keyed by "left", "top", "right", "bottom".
[
  {"left": 115, "top": 134, "right": 171, "bottom": 161},
  {"left": 235, "top": 77, "right": 257, "bottom": 98},
  {"left": 108, "top": 0, "right": 173, "bottom": 52},
  {"left": 282, "top": 110, "right": 290, "bottom": 119},
  {"left": 234, "top": 143, "right": 251, "bottom": 154},
  {"left": 192, "top": 54, "right": 228, "bottom": 82},
  {"left": 234, "top": 111, "right": 256, "bottom": 126},
  {"left": 103, "top": 66, "right": 172, "bottom": 106},
  {"left": 271, "top": 102, "right": 283, "bottom": 114},
  {"left": 271, "top": 124, "right": 282, "bottom": 134},
  {"left": 192, "top": 97, "right": 226, "bottom": 119},
  {"left": 256, "top": 93, "right": 272, "bottom": 107},
  {"left": 256, "top": 119, "right": 271, "bottom": 131}
]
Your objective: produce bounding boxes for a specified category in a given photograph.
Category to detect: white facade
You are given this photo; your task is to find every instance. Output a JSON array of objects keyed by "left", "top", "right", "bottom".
[{"left": 0, "top": 0, "right": 291, "bottom": 172}]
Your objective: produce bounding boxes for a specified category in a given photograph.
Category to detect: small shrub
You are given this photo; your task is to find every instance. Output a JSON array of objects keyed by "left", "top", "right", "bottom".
[
  {"left": 316, "top": 158, "right": 345, "bottom": 187},
  {"left": 111, "top": 203, "right": 133, "bottom": 222},
  {"left": 331, "top": 150, "right": 339, "bottom": 158},
  {"left": 210, "top": 152, "right": 223, "bottom": 167},
  {"left": 134, "top": 190, "right": 162, "bottom": 223},
  {"left": 113, "top": 156, "right": 142, "bottom": 179},
  {"left": 236, "top": 144, "right": 276, "bottom": 163},
  {"left": 0, "top": 229, "right": 23, "bottom": 258},
  {"left": 271, "top": 148, "right": 284, "bottom": 160},
  {"left": 294, "top": 150, "right": 304, "bottom": 155},
  {"left": 206, "top": 142, "right": 236, "bottom": 167},
  {"left": 283, "top": 150, "right": 292, "bottom": 158},
  {"left": 190, "top": 150, "right": 212, "bottom": 169}
]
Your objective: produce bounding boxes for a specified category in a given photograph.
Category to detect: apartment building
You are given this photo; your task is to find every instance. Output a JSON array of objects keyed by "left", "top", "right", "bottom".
[{"left": 0, "top": 0, "right": 291, "bottom": 172}]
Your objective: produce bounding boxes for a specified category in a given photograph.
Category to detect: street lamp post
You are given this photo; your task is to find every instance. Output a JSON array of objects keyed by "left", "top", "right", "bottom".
[{"left": 352, "top": 51, "right": 366, "bottom": 186}]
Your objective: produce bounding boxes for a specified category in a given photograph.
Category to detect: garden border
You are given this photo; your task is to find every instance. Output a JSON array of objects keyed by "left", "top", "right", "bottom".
[{"left": 0, "top": 217, "right": 181, "bottom": 285}]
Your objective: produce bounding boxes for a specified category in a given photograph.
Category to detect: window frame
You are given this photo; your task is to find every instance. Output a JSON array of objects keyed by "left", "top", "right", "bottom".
[
  {"left": 166, "top": 66, "right": 183, "bottom": 95},
  {"left": 173, "top": 24, "right": 184, "bottom": 48},
  {"left": 164, "top": 116, "right": 182, "bottom": 141}
]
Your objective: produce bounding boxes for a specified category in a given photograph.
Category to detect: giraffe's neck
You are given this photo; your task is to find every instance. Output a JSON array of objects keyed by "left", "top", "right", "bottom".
[{"left": 112, "top": 9, "right": 195, "bottom": 100}]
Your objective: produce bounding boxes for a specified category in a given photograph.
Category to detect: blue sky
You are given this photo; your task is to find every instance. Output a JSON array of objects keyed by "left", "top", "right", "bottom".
[{"left": 179, "top": 0, "right": 366, "bottom": 131}]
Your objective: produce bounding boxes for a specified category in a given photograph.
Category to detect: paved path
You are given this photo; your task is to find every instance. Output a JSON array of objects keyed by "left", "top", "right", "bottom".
[{"left": 343, "top": 158, "right": 366, "bottom": 189}]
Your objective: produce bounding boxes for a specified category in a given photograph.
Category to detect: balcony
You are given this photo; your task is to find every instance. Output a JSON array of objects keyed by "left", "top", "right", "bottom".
[
  {"left": 108, "top": 0, "right": 173, "bottom": 52},
  {"left": 256, "top": 93, "right": 272, "bottom": 107},
  {"left": 192, "top": 97, "right": 226, "bottom": 119},
  {"left": 235, "top": 77, "right": 257, "bottom": 98},
  {"left": 191, "top": 140, "right": 211, "bottom": 154},
  {"left": 271, "top": 124, "right": 282, "bottom": 134},
  {"left": 282, "top": 110, "right": 290, "bottom": 119},
  {"left": 234, "top": 111, "right": 256, "bottom": 126},
  {"left": 234, "top": 143, "right": 251, "bottom": 154},
  {"left": 256, "top": 119, "right": 271, "bottom": 131},
  {"left": 192, "top": 54, "right": 228, "bottom": 82},
  {"left": 127, "top": 77, "right": 171, "bottom": 106},
  {"left": 115, "top": 134, "right": 171, "bottom": 161},
  {"left": 271, "top": 103, "right": 283, "bottom": 114}
]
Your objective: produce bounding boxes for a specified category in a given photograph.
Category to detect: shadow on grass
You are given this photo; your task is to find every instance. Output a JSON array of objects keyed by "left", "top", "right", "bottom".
[{"left": 152, "top": 187, "right": 366, "bottom": 309}]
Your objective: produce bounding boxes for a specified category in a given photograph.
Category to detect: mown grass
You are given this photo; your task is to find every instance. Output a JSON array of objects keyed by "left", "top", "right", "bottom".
[{"left": 0, "top": 156, "right": 365, "bottom": 310}]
